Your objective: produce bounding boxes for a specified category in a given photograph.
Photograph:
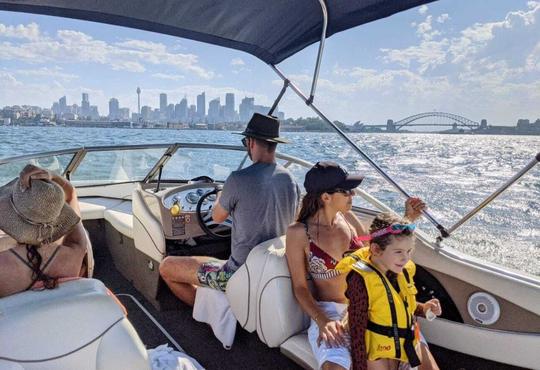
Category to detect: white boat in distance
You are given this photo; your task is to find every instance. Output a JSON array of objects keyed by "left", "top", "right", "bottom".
[{"left": 0, "top": 1, "right": 538, "bottom": 369}]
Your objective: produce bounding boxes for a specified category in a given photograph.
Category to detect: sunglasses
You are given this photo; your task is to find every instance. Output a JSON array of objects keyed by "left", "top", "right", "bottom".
[
  {"left": 356, "top": 223, "right": 416, "bottom": 241},
  {"left": 241, "top": 137, "right": 248, "bottom": 147},
  {"left": 326, "top": 188, "right": 355, "bottom": 196}
]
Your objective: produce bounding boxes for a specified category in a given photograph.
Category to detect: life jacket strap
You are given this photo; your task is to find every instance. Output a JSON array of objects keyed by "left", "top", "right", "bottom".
[{"left": 367, "top": 320, "right": 421, "bottom": 367}]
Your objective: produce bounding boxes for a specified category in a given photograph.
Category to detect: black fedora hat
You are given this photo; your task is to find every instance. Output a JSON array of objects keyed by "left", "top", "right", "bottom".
[{"left": 235, "top": 113, "right": 288, "bottom": 143}]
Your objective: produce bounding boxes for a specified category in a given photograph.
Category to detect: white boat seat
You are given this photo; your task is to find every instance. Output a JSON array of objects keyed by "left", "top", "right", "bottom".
[
  {"left": 0, "top": 278, "right": 149, "bottom": 370},
  {"left": 132, "top": 187, "right": 166, "bottom": 262},
  {"left": 226, "top": 236, "right": 317, "bottom": 368},
  {"left": 253, "top": 237, "right": 311, "bottom": 348},
  {"left": 280, "top": 333, "right": 318, "bottom": 370},
  {"left": 226, "top": 237, "right": 284, "bottom": 332},
  {"left": 79, "top": 197, "right": 124, "bottom": 220},
  {"left": 103, "top": 201, "right": 134, "bottom": 239}
]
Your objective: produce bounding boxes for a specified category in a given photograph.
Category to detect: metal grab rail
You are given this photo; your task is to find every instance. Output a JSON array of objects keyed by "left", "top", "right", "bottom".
[{"left": 439, "top": 152, "right": 540, "bottom": 242}]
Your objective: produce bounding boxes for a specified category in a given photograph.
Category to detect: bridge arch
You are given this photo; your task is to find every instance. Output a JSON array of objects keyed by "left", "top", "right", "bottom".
[{"left": 392, "top": 112, "right": 480, "bottom": 131}]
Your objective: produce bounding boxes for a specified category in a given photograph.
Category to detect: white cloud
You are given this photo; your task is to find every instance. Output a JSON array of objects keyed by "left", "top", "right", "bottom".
[
  {"left": 230, "top": 58, "right": 245, "bottom": 66},
  {"left": 0, "top": 24, "right": 215, "bottom": 79},
  {"left": 418, "top": 5, "right": 428, "bottom": 15},
  {"left": 13, "top": 67, "right": 78, "bottom": 81},
  {"left": 437, "top": 14, "right": 450, "bottom": 24},
  {"left": 0, "top": 22, "right": 40, "bottom": 40},
  {"left": 415, "top": 15, "right": 442, "bottom": 41},
  {"left": 152, "top": 73, "right": 185, "bottom": 81}
]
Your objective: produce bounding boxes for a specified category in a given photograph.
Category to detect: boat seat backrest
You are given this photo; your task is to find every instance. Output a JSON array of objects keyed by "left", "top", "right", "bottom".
[
  {"left": 0, "top": 279, "right": 149, "bottom": 370},
  {"left": 254, "top": 237, "right": 311, "bottom": 348},
  {"left": 225, "top": 238, "right": 278, "bottom": 332},
  {"left": 132, "top": 187, "right": 166, "bottom": 262},
  {"left": 226, "top": 235, "right": 311, "bottom": 346}
]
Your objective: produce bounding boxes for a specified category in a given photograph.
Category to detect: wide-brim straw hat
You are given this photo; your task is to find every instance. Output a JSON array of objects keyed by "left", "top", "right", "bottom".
[
  {"left": 0, "top": 178, "right": 80, "bottom": 245},
  {"left": 234, "top": 113, "right": 289, "bottom": 143}
]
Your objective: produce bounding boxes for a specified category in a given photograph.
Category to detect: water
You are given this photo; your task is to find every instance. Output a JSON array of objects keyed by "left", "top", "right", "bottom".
[{"left": 1, "top": 126, "right": 539, "bottom": 276}]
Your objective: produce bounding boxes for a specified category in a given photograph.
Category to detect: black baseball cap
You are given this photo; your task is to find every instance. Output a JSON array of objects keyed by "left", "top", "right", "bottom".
[{"left": 304, "top": 161, "right": 364, "bottom": 194}]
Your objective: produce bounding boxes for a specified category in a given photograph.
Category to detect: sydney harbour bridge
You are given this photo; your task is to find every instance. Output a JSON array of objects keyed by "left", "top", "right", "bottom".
[{"left": 358, "top": 112, "right": 487, "bottom": 132}]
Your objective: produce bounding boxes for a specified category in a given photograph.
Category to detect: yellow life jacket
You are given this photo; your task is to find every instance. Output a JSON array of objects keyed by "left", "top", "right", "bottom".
[{"left": 337, "top": 247, "right": 420, "bottom": 365}]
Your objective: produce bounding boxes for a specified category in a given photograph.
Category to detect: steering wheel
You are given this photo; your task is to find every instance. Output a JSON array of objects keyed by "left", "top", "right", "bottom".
[{"left": 195, "top": 184, "right": 232, "bottom": 239}]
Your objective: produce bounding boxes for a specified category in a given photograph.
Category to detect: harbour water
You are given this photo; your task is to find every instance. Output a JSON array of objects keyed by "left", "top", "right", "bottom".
[{"left": 1, "top": 126, "right": 538, "bottom": 276}]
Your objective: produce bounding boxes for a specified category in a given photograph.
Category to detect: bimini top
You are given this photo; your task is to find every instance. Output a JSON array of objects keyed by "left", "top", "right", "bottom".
[{"left": 0, "top": 0, "right": 435, "bottom": 65}]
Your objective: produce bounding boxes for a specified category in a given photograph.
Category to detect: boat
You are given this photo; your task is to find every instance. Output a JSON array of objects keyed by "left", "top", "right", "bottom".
[{"left": 0, "top": 1, "right": 539, "bottom": 369}]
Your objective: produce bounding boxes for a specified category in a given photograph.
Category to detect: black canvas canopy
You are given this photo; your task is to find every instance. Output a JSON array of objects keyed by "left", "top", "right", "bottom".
[{"left": 0, "top": 0, "right": 435, "bottom": 65}]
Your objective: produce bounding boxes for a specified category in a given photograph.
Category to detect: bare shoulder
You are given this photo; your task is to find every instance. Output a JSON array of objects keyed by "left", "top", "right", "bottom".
[
  {"left": 286, "top": 222, "right": 308, "bottom": 240},
  {"left": 343, "top": 211, "right": 367, "bottom": 235},
  {"left": 286, "top": 222, "right": 309, "bottom": 253}
]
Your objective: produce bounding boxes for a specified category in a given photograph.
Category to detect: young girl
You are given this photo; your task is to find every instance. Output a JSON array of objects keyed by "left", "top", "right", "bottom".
[{"left": 337, "top": 213, "right": 441, "bottom": 370}]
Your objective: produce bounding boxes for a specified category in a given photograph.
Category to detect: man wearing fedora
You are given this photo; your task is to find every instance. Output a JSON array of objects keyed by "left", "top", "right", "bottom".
[
  {"left": 0, "top": 164, "right": 89, "bottom": 297},
  {"left": 160, "top": 113, "right": 300, "bottom": 306}
]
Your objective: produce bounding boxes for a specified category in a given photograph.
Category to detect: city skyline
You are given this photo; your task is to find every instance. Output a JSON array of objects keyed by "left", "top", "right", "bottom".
[
  {"left": 0, "top": 1, "right": 539, "bottom": 125},
  {"left": 23, "top": 90, "right": 286, "bottom": 125}
]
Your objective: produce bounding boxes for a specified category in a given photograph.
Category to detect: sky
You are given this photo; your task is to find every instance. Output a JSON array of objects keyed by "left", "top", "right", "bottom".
[{"left": 0, "top": 0, "right": 539, "bottom": 125}]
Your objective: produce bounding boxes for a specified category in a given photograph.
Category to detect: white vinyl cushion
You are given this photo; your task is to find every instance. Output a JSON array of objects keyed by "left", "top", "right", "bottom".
[
  {"left": 226, "top": 237, "right": 286, "bottom": 332},
  {"left": 280, "top": 333, "right": 317, "bottom": 370},
  {"left": 0, "top": 279, "right": 149, "bottom": 370},
  {"left": 254, "top": 239, "right": 310, "bottom": 347},
  {"left": 79, "top": 198, "right": 123, "bottom": 220},
  {"left": 104, "top": 201, "right": 134, "bottom": 239}
]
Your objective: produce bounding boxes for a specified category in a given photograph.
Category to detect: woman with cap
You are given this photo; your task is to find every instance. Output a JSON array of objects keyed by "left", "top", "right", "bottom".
[
  {"left": 0, "top": 164, "right": 89, "bottom": 298},
  {"left": 285, "top": 161, "right": 425, "bottom": 370}
]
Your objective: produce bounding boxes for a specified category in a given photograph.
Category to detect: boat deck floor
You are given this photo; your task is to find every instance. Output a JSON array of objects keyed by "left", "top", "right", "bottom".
[{"left": 93, "top": 245, "right": 523, "bottom": 370}]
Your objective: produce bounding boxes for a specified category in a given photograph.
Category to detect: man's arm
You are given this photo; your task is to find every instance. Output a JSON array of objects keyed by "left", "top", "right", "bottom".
[{"left": 212, "top": 191, "right": 230, "bottom": 223}]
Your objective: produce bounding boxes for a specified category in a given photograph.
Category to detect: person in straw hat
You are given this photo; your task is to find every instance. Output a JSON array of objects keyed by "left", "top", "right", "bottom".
[
  {"left": 0, "top": 164, "right": 89, "bottom": 298},
  {"left": 160, "top": 113, "right": 301, "bottom": 306}
]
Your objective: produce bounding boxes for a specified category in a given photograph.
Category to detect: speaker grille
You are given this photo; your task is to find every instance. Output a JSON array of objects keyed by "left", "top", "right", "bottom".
[{"left": 467, "top": 292, "right": 500, "bottom": 325}]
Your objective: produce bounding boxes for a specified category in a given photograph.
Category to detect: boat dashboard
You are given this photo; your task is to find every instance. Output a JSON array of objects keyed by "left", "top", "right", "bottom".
[{"left": 138, "top": 180, "right": 231, "bottom": 243}]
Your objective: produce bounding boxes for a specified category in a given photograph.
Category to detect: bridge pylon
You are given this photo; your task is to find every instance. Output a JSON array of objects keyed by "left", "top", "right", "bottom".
[{"left": 386, "top": 119, "right": 396, "bottom": 132}]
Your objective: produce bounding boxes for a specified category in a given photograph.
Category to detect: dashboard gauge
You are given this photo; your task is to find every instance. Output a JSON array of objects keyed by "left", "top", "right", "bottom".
[
  {"left": 207, "top": 193, "right": 217, "bottom": 202},
  {"left": 196, "top": 188, "right": 204, "bottom": 196},
  {"left": 185, "top": 192, "right": 200, "bottom": 204}
]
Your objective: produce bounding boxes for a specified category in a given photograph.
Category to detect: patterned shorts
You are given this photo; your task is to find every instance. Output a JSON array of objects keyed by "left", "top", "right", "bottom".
[{"left": 196, "top": 259, "right": 234, "bottom": 292}]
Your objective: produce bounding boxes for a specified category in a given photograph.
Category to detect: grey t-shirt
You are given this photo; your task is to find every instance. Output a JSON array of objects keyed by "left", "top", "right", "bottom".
[{"left": 219, "top": 162, "right": 300, "bottom": 272}]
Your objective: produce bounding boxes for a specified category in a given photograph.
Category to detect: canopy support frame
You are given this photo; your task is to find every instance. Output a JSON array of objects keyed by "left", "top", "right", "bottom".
[
  {"left": 270, "top": 64, "right": 450, "bottom": 240},
  {"left": 438, "top": 152, "right": 540, "bottom": 243},
  {"left": 268, "top": 79, "right": 290, "bottom": 116},
  {"left": 306, "top": 0, "right": 328, "bottom": 105}
]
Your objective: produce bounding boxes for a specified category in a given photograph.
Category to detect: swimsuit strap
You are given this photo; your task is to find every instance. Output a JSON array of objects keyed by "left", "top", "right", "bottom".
[
  {"left": 10, "top": 248, "right": 34, "bottom": 269},
  {"left": 302, "top": 221, "right": 314, "bottom": 242},
  {"left": 11, "top": 245, "right": 62, "bottom": 291}
]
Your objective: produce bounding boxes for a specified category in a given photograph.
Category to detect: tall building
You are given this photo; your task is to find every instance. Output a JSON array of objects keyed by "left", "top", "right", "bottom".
[
  {"left": 136, "top": 87, "right": 141, "bottom": 118},
  {"left": 178, "top": 97, "right": 188, "bottom": 122},
  {"left": 196, "top": 92, "right": 206, "bottom": 120},
  {"left": 159, "top": 93, "right": 167, "bottom": 113},
  {"left": 81, "top": 93, "right": 90, "bottom": 117},
  {"left": 109, "top": 98, "right": 120, "bottom": 120},
  {"left": 167, "top": 104, "right": 175, "bottom": 121},
  {"left": 225, "top": 93, "right": 235, "bottom": 122},
  {"left": 188, "top": 104, "right": 197, "bottom": 122},
  {"left": 141, "top": 106, "right": 151, "bottom": 121},
  {"left": 208, "top": 98, "right": 221, "bottom": 124},
  {"left": 239, "top": 97, "right": 254, "bottom": 122},
  {"left": 59, "top": 96, "right": 67, "bottom": 114}
]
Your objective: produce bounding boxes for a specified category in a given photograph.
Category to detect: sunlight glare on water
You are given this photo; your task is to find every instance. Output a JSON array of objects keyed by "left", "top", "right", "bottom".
[{"left": 1, "top": 127, "right": 538, "bottom": 276}]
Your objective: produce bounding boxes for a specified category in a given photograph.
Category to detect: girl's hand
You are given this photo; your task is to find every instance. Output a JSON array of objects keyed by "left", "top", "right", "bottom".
[
  {"left": 424, "top": 298, "right": 442, "bottom": 316},
  {"left": 317, "top": 319, "right": 347, "bottom": 348},
  {"left": 405, "top": 197, "right": 426, "bottom": 221}
]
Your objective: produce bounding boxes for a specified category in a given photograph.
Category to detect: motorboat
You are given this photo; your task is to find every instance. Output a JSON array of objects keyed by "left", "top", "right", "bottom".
[{"left": 0, "top": 1, "right": 538, "bottom": 369}]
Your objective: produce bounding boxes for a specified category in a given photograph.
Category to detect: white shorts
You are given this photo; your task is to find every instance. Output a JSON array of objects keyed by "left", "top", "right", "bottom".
[{"left": 307, "top": 301, "right": 351, "bottom": 370}]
